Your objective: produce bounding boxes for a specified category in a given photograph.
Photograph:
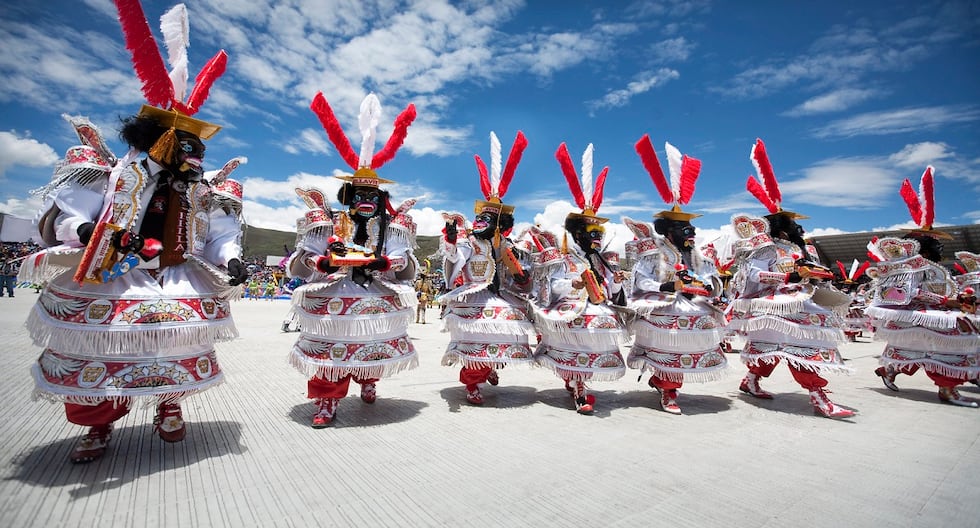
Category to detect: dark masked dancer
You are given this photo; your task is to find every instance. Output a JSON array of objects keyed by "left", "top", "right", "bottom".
[
  {"left": 727, "top": 139, "right": 854, "bottom": 419},
  {"left": 21, "top": 1, "right": 248, "bottom": 463},
  {"left": 439, "top": 131, "right": 536, "bottom": 406},
  {"left": 286, "top": 92, "right": 419, "bottom": 427},
  {"left": 867, "top": 167, "right": 979, "bottom": 407},
  {"left": 624, "top": 136, "right": 728, "bottom": 415}
]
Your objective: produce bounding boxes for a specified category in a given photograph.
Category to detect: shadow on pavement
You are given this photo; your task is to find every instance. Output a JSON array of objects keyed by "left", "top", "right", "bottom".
[
  {"left": 5, "top": 421, "right": 246, "bottom": 499},
  {"left": 438, "top": 384, "right": 539, "bottom": 413},
  {"left": 287, "top": 397, "right": 426, "bottom": 428}
]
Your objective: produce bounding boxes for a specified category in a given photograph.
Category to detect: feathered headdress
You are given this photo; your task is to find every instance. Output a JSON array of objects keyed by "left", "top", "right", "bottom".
[
  {"left": 899, "top": 166, "right": 952, "bottom": 240},
  {"left": 115, "top": 0, "right": 226, "bottom": 139},
  {"left": 634, "top": 134, "right": 702, "bottom": 221},
  {"left": 745, "top": 138, "right": 807, "bottom": 219},
  {"left": 310, "top": 92, "right": 416, "bottom": 189},
  {"left": 473, "top": 131, "right": 527, "bottom": 216},
  {"left": 556, "top": 142, "right": 610, "bottom": 225},
  {"left": 835, "top": 259, "right": 871, "bottom": 283}
]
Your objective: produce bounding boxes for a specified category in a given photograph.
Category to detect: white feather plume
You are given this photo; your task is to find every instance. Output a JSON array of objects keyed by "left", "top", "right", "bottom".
[
  {"left": 358, "top": 93, "right": 382, "bottom": 168},
  {"left": 160, "top": 4, "right": 190, "bottom": 103},
  {"left": 490, "top": 131, "right": 502, "bottom": 194},
  {"left": 849, "top": 259, "right": 859, "bottom": 279},
  {"left": 664, "top": 142, "right": 683, "bottom": 201},
  {"left": 581, "top": 143, "right": 594, "bottom": 207}
]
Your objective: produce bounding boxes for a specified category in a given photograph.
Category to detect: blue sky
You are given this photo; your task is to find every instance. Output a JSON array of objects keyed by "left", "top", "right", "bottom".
[{"left": 1, "top": 0, "right": 978, "bottom": 256}]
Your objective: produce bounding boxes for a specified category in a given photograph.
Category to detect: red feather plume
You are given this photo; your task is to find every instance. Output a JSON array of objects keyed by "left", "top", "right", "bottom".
[
  {"left": 899, "top": 178, "right": 922, "bottom": 225},
  {"left": 474, "top": 155, "right": 492, "bottom": 200},
  {"left": 634, "top": 134, "right": 673, "bottom": 204},
  {"left": 853, "top": 261, "right": 871, "bottom": 280},
  {"left": 182, "top": 50, "right": 227, "bottom": 115},
  {"left": 746, "top": 176, "right": 778, "bottom": 213},
  {"left": 372, "top": 104, "right": 417, "bottom": 169},
  {"left": 836, "top": 260, "right": 847, "bottom": 278},
  {"left": 954, "top": 263, "right": 968, "bottom": 275},
  {"left": 556, "top": 143, "right": 585, "bottom": 210},
  {"left": 497, "top": 131, "right": 527, "bottom": 199},
  {"left": 678, "top": 155, "right": 701, "bottom": 205},
  {"left": 921, "top": 166, "right": 935, "bottom": 227},
  {"left": 751, "top": 138, "right": 781, "bottom": 205},
  {"left": 592, "top": 166, "right": 609, "bottom": 212},
  {"left": 310, "top": 93, "right": 359, "bottom": 170},
  {"left": 114, "top": 0, "right": 173, "bottom": 108}
]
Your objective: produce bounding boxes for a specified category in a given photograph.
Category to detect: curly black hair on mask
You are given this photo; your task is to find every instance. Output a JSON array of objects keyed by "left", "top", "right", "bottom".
[
  {"left": 903, "top": 232, "right": 944, "bottom": 263},
  {"left": 119, "top": 115, "right": 167, "bottom": 152},
  {"left": 765, "top": 213, "right": 807, "bottom": 250}
]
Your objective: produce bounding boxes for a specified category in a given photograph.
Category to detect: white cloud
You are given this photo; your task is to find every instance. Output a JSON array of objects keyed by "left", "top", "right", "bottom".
[
  {"left": 0, "top": 131, "right": 60, "bottom": 178},
  {"left": 587, "top": 68, "right": 680, "bottom": 114},
  {"left": 888, "top": 142, "right": 954, "bottom": 168},
  {"left": 784, "top": 88, "right": 880, "bottom": 116},
  {"left": 0, "top": 195, "right": 44, "bottom": 219},
  {"left": 648, "top": 37, "right": 695, "bottom": 64},
  {"left": 779, "top": 159, "right": 898, "bottom": 208},
  {"left": 283, "top": 128, "right": 331, "bottom": 156},
  {"left": 813, "top": 105, "right": 980, "bottom": 138}
]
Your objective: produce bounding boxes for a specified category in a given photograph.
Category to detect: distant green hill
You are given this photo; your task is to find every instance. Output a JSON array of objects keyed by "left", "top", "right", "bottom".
[{"left": 242, "top": 224, "right": 441, "bottom": 264}]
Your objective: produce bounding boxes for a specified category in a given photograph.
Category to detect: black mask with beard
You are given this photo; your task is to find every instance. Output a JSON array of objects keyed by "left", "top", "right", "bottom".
[
  {"left": 766, "top": 213, "right": 807, "bottom": 250},
  {"left": 338, "top": 184, "right": 385, "bottom": 220},
  {"left": 905, "top": 233, "right": 944, "bottom": 263},
  {"left": 654, "top": 218, "right": 696, "bottom": 251},
  {"left": 472, "top": 211, "right": 514, "bottom": 241},
  {"left": 565, "top": 217, "right": 602, "bottom": 254},
  {"left": 118, "top": 115, "right": 205, "bottom": 180}
]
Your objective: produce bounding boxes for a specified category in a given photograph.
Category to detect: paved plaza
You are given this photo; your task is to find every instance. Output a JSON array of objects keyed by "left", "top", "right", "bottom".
[{"left": 0, "top": 292, "right": 977, "bottom": 527}]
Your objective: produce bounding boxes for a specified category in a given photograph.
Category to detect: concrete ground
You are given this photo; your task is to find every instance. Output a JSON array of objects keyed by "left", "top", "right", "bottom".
[{"left": 0, "top": 291, "right": 978, "bottom": 527}]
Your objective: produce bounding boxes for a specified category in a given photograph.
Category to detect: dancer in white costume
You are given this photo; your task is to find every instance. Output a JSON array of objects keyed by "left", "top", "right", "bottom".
[
  {"left": 868, "top": 167, "right": 980, "bottom": 407},
  {"left": 727, "top": 139, "right": 854, "bottom": 419},
  {"left": 22, "top": 1, "right": 247, "bottom": 463},
  {"left": 624, "top": 135, "right": 727, "bottom": 415},
  {"left": 529, "top": 142, "right": 627, "bottom": 415},
  {"left": 439, "top": 131, "right": 535, "bottom": 406},
  {"left": 286, "top": 92, "right": 419, "bottom": 427}
]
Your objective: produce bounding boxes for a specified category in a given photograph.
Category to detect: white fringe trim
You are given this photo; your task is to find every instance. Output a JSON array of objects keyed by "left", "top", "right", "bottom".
[
  {"left": 534, "top": 356, "right": 626, "bottom": 382},
  {"left": 631, "top": 322, "right": 726, "bottom": 350},
  {"left": 26, "top": 307, "right": 239, "bottom": 355},
  {"left": 443, "top": 316, "right": 535, "bottom": 337},
  {"left": 440, "top": 352, "right": 537, "bottom": 369},
  {"left": 740, "top": 350, "right": 854, "bottom": 375},
  {"left": 535, "top": 324, "right": 626, "bottom": 348},
  {"left": 865, "top": 306, "right": 961, "bottom": 329},
  {"left": 291, "top": 309, "right": 412, "bottom": 337},
  {"left": 874, "top": 327, "right": 980, "bottom": 352},
  {"left": 728, "top": 315, "right": 845, "bottom": 344},
  {"left": 880, "top": 357, "right": 980, "bottom": 379},
  {"left": 731, "top": 296, "right": 808, "bottom": 316},
  {"left": 628, "top": 361, "right": 732, "bottom": 384},
  {"left": 287, "top": 348, "right": 419, "bottom": 380},
  {"left": 31, "top": 366, "right": 224, "bottom": 407}
]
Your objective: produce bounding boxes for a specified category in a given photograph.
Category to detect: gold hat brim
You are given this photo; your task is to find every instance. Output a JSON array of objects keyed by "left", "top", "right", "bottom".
[
  {"left": 654, "top": 209, "right": 702, "bottom": 221},
  {"left": 335, "top": 167, "right": 394, "bottom": 186},
  {"left": 138, "top": 105, "right": 221, "bottom": 140},
  {"left": 474, "top": 199, "right": 515, "bottom": 216},
  {"left": 775, "top": 209, "right": 809, "bottom": 220},
  {"left": 566, "top": 212, "right": 608, "bottom": 225},
  {"left": 906, "top": 228, "right": 954, "bottom": 240}
]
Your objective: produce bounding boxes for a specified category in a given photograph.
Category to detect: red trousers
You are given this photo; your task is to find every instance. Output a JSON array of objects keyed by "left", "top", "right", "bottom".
[
  {"left": 892, "top": 364, "right": 967, "bottom": 388},
  {"left": 65, "top": 402, "right": 131, "bottom": 427},
  {"left": 307, "top": 374, "right": 379, "bottom": 399},
  {"left": 649, "top": 375, "right": 682, "bottom": 391},
  {"left": 748, "top": 358, "right": 827, "bottom": 391},
  {"left": 460, "top": 366, "right": 493, "bottom": 390}
]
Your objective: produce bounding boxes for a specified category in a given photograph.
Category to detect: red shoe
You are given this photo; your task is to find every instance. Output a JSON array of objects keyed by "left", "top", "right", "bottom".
[
  {"left": 739, "top": 374, "right": 774, "bottom": 399},
  {"left": 809, "top": 389, "right": 855, "bottom": 419},
  {"left": 486, "top": 370, "right": 499, "bottom": 386},
  {"left": 70, "top": 424, "right": 113, "bottom": 464},
  {"left": 466, "top": 387, "right": 484, "bottom": 406},
  {"left": 312, "top": 398, "right": 339, "bottom": 428},
  {"left": 154, "top": 403, "right": 186, "bottom": 442},
  {"left": 660, "top": 389, "right": 682, "bottom": 415},
  {"left": 570, "top": 380, "right": 595, "bottom": 415},
  {"left": 360, "top": 382, "right": 377, "bottom": 404},
  {"left": 874, "top": 366, "right": 899, "bottom": 392},
  {"left": 938, "top": 387, "right": 979, "bottom": 408}
]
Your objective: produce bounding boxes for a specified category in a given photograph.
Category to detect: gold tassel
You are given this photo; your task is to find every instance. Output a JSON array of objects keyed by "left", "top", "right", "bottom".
[
  {"left": 562, "top": 232, "right": 569, "bottom": 254},
  {"left": 148, "top": 127, "right": 179, "bottom": 165}
]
